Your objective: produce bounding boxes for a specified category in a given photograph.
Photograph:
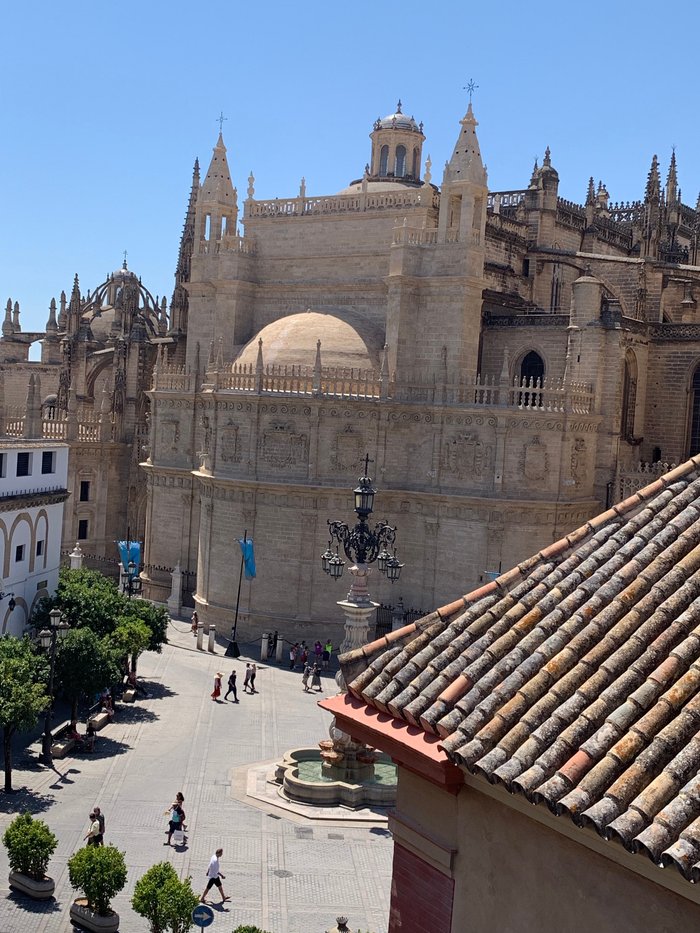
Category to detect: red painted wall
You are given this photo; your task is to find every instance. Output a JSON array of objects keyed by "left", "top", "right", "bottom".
[{"left": 389, "top": 842, "right": 454, "bottom": 933}]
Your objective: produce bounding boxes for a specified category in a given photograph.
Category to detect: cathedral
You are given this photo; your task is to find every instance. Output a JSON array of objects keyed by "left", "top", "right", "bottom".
[{"left": 4, "top": 97, "right": 700, "bottom": 642}]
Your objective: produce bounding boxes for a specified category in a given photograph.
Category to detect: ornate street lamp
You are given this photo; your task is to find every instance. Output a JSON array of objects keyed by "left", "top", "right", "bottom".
[
  {"left": 322, "top": 456, "right": 403, "bottom": 585},
  {"left": 321, "top": 455, "right": 406, "bottom": 654},
  {"left": 39, "top": 608, "right": 70, "bottom": 764}
]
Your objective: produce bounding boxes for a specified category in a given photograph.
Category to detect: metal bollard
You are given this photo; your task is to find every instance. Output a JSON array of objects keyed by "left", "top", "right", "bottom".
[
  {"left": 208, "top": 624, "right": 216, "bottom": 653},
  {"left": 261, "top": 633, "right": 269, "bottom": 661},
  {"left": 196, "top": 626, "right": 204, "bottom": 651}
]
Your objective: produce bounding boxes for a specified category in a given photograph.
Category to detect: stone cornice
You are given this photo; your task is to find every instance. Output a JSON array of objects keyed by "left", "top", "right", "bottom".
[{"left": 0, "top": 489, "right": 69, "bottom": 512}]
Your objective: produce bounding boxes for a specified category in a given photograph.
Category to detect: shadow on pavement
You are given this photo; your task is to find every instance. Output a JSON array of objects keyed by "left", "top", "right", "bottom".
[
  {"left": 115, "top": 706, "right": 159, "bottom": 724},
  {"left": 0, "top": 787, "right": 56, "bottom": 814},
  {"left": 6, "top": 890, "right": 62, "bottom": 913},
  {"left": 69, "top": 737, "right": 131, "bottom": 762},
  {"left": 138, "top": 680, "right": 177, "bottom": 700}
]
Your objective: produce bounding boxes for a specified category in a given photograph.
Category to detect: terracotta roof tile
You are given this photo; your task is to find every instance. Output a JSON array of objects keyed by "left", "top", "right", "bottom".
[{"left": 341, "top": 460, "right": 700, "bottom": 884}]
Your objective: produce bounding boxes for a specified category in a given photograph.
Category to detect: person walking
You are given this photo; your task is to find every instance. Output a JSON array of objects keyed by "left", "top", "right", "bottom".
[
  {"left": 224, "top": 669, "right": 238, "bottom": 702},
  {"left": 311, "top": 663, "right": 322, "bottom": 692},
  {"left": 211, "top": 672, "right": 222, "bottom": 701},
  {"left": 323, "top": 639, "right": 333, "bottom": 670},
  {"left": 249, "top": 663, "right": 257, "bottom": 693},
  {"left": 289, "top": 643, "right": 297, "bottom": 670},
  {"left": 200, "top": 848, "right": 230, "bottom": 904},
  {"left": 301, "top": 663, "right": 312, "bottom": 692},
  {"left": 314, "top": 640, "right": 323, "bottom": 663},
  {"left": 191, "top": 610, "right": 199, "bottom": 635},
  {"left": 93, "top": 806, "right": 105, "bottom": 845},
  {"left": 84, "top": 812, "right": 101, "bottom": 846},
  {"left": 243, "top": 663, "right": 252, "bottom": 694},
  {"left": 164, "top": 794, "right": 185, "bottom": 846}
]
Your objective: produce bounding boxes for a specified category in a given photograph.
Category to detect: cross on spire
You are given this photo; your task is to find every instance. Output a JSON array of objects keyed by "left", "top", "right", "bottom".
[
  {"left": 463, "top": 78, "right": 479, "bottom": 101},
  {"left": 217, "top": 111, "right": 228, "bottom": 134}
]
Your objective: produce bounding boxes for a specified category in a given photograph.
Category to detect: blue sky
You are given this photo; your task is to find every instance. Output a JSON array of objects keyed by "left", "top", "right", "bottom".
[{"left": 2, "top": 0, "right": 699, "bottom": 338}]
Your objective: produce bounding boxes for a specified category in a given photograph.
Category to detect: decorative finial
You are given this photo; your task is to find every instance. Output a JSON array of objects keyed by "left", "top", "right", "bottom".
[
  {"left": 396, "top": 99, "right": 402, "bottom": 113},
  {"left": 122, "top": 250, "right": 128, "bottom": 270},
  {"left": 247, "top": 171, "right": 255, "bottom": 199},
  {"left": 463, "top": 78, "right": 479, "bottom": 101},
  {"left": 543, "top": 146, "right": 551, "bottom": 166},
  {"left": 424, "top": 155, "right": 432, "bottom": 185},
  {"left": 217, "top": 111, "right": 227, "bottom": 135}
]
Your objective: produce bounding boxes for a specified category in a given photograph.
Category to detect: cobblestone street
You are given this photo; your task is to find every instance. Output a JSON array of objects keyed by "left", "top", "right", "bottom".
[{"left": 0, "top": 622, "right": 392, "bottom": 933}]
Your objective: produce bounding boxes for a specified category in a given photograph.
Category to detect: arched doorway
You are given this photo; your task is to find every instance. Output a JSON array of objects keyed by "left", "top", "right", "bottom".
[{"left": 518, "top": 351, "right": 545, "bottom": 407}]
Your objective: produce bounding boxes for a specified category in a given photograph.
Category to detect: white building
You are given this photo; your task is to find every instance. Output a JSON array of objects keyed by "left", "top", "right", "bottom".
[{"left": 0, "top": 439, "right": 69, "bottom": 636}]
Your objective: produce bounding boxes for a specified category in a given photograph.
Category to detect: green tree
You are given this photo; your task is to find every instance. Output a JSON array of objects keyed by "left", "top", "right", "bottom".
[
  {"left": 121, "top": 600, "right": 169, "bottom": 661},
  {"left": 33, "top": 567, "right": 124, "bottom": 638},
  {"left": 54, "top": 629, "right": 121, "bottom": 722},
  {"left": 68, "top": 845, "right": 127, "bottom": 916},
  {"left": 0, "top": 637, "right": 49, "bottom": 793},
  {"left": 33, "top": 567, "right": 168, "bottom": 661},
  {"left": 109, "top": 618, "right": 153, "bottom": 675},
  {"left": 3, "top": 813, "right": 58, "bottom": 880},
  {"left": 132, "top": 862, "right": 199, "bottom": 933}
]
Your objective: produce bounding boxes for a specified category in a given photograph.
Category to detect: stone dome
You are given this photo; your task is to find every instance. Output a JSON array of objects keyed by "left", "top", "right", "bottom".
[
  {"left": 234, "top": 310, "right": 384, "bottom": 371},
  {"left": 374, "top": 101, "right": 422, "bottom": 134}
]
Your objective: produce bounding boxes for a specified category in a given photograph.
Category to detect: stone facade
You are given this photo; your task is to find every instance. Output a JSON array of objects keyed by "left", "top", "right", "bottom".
[
  {"left": 6, "top": 98, "right": 700, "bottom": 641},
  {"left": 0, "top": 264, "right": 164, "bottom": 575},
  {"left": 142, "top": 99, "right": 700, "bottom": 642}
]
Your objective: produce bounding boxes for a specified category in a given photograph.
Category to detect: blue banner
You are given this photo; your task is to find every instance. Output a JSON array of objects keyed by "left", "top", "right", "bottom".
[
  {"left": 117, "top": 541, "right": 141, "bottom": 574},
  {"left": 239, "top": 537, "right": 256, "bottom": 579}
]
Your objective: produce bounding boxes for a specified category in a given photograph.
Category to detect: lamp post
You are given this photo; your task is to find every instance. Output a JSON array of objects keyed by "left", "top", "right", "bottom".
[
  {"left": 38, "top": 608, "right": 70, "bottom": 764},
  {"left": 321, "top": 456, "right": 404, "bottom": 653}
]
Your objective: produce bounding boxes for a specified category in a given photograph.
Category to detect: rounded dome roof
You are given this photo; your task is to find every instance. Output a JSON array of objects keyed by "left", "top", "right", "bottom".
[
  {"left": 235, "top": 310, "right": 384, "bottom": 371},
  {"left": 337, "top": 179, "right": 421, "bottom": 196},
  {"left": 374, "top": 100, "right": 422, "bottom": 134}
]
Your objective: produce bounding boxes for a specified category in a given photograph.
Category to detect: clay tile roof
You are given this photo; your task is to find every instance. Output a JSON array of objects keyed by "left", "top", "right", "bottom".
[{"left": 341, "top": 455, "right": 700, "bottom": 883}]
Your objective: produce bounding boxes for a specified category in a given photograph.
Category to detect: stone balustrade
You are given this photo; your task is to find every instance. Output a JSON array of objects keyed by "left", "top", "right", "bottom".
[
  {"left": 245, "top": 187, "right": 437, "bottom": 219},
  {"left": 614, "top": 461, "right": 678, "bottom": 503},
  {"left": 153, "top": 363, "right": 595, "bottom": 414}
]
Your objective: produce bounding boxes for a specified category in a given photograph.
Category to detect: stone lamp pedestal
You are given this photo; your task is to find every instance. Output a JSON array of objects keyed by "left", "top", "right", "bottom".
[{"left": 338, "top": 563, "right": 378, "bottom": 654}]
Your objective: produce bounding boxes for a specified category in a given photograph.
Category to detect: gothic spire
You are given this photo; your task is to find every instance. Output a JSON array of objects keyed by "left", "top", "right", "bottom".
[
  {"left": 2, "top": 299, "right": 12, "bottom": 337},
  {"left": 169, "top": 159, "right": 201, "bottom": 335},
  {"left": 200, "top": 133, "right": 236, "bottom": 208},
  {"left": 666, "top": 148, "right": 678, "bottom": 205},
  {"left": 645, "top": 154, "right": 660, "bottom": 203},
  {"left": 445, "top": 101, "right": 487, "bottom": 186},
  {"left": 46, "top": 297, "right": 58, "bottom": 334},
  {"left": 586, "top": 177, "right": 596, "bottom": 206}
]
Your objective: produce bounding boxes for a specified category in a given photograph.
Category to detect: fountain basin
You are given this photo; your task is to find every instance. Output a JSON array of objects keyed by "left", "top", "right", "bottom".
[{"left": 275, "top": 747, "right": 397, "bottom": 808}]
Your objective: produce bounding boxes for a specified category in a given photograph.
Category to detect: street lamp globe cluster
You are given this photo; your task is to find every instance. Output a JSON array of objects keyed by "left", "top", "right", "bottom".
[{"left": 320, "top": 458, "right": 404, "bottom": 584}]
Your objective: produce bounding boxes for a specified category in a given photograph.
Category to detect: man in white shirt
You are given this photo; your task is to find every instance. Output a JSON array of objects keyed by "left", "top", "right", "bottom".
[{"left": 200, "top": 848, "right": 230, "bottom": 904}]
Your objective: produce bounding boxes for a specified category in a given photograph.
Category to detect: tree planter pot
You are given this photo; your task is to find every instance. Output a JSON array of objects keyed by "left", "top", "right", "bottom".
[
  {"left": 8, "top": 871, "right": 55, "bottom": 899},
  {"left": 69, "top": 899, "right": 120, "bottom": 932}
]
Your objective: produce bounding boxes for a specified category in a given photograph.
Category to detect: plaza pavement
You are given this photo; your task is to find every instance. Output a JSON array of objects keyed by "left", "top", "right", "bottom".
[{"left": 0, "top": 620, "right": 393, "bottom": 933}]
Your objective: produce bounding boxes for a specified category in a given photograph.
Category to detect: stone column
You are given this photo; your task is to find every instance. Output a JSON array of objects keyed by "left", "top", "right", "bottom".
[
  {"left": 337, "top": 563, "right": 379, "bottom": 655},
  {"left": 167, "top": 564, "right": 182, "bottom": 616}
]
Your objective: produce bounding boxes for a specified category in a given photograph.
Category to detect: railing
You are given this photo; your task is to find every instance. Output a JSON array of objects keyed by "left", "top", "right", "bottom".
[
  {"left": 199, "top": 234, "right": 256, "bottom": 256},
  {"left": 245, "top": 187, "right": 437, "bottom": 219},
  {"left": 614, "top": 461, "right": 677, "bottom": 503},
  {"left": 155, "top": 364, "right": 595, "bottom": 414},
  {"left": 391, "top": 225, "right": 466, "bottom": 246}
]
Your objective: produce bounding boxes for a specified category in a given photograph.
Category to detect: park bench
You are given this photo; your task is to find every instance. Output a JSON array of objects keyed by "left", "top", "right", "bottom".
[
  {"left": 50, "top": 721, "right": 76, "bottom": 759},
  {"left": 88, "top": 710, "right": 111, "bottom": 731}
]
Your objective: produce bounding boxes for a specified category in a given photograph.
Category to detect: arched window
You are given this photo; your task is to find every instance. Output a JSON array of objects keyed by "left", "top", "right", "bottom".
[
  {"left": 621, "top": 350, "right": 638, "bottom": 441},
  {"left": 412, "top": 147, "right": 419, "bottom": 178},
  {"left": 379, "top": 145, "right": 389, "bottom": 176},
  {"left": 519, "top": 350, "right": 545, "bottom": 407},
  {"left": 688, "top": 365, "right": 700, "bottom": 455},
  {"left": 395, "top": 145, "right": 406, "bottom": 177}
]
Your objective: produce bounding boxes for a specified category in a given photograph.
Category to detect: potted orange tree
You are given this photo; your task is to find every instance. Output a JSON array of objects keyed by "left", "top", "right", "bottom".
[
  {"left": 3, "top": 813, "right": 57, "bottom": 899},
  {"left": 68, "top": 844, "right": 127, "bottom": 932}
]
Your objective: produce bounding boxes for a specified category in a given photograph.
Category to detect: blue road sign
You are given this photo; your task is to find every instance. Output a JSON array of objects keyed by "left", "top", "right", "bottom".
[{"left": 192, "top": 903, "right": 215, "bottom": 927}]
